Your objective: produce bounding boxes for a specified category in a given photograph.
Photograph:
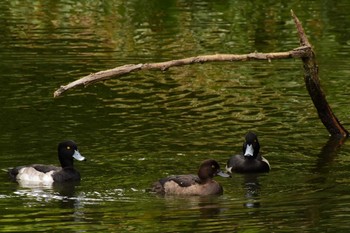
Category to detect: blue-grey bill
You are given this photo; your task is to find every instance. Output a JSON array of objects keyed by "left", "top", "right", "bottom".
[
  {"left": 73, "top": 150, "right": 86, "bottom": 161},
  {"left": 217, "top": 170, "right": 231, "bottom": 178}
]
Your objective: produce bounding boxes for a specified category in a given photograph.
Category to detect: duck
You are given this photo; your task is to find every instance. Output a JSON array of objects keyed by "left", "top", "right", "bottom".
[
  {"left": 151, "top": 159, "right": 230, "bottom": 196},
  {"left": 226, "top": 132, "right": 270, "bottom": 173},
  {"left": 8, "top": 140, "right": 86, "bottom": 186}
]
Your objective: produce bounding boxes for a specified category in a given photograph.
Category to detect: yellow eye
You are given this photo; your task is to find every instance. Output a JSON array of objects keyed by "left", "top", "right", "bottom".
[{"left": 67, "top": 146, "right": 71, "bottom": 150}]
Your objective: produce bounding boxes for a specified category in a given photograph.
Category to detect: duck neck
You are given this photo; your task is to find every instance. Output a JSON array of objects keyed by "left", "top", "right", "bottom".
[
  {"left": 59, "top": 157, "right": 74, "bottom": 168},
  {"left": 198, "top": 171, "right": 211, "bottom": 184},
  {"left": 244, "top": 155, "right": 257, "bottom": 160}
]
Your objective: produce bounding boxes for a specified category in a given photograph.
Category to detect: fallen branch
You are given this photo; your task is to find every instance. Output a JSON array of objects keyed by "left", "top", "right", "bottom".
[
  {"left": 53, "top": 47, "right": 310, "bottom": 98},
  {"left": 291, "top": 10, "right": 349, "bottom": 137},
  {"left": 53, "top": 11, "right": 349, "bottom": 138}
]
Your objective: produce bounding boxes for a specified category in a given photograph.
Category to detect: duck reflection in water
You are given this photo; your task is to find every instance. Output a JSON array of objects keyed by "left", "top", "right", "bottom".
[
  {"left": 12, "top": 180, "right": 80, "bottom": 203},
  {"left": 162, "top": 195, "right": 225, "bottom": 218},
  {"left": 242, "top": 174, "right": 261, "bottom": 208}
]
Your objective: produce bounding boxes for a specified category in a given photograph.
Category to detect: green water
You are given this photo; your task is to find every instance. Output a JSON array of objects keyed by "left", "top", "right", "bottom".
[{"left": 1, "top": 0, "right": 350, "bottom": 232}]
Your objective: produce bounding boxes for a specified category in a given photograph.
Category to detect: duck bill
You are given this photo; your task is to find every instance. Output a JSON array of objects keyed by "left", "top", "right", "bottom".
[
  {"left": 244, "top": 144, "right": 254, "bottom": 157},
  {"left": 217, "top": 170, "right": 231, "bottom": 178},
  {"left": 73, "top": 150, "right": 86, "bottom": 161}
]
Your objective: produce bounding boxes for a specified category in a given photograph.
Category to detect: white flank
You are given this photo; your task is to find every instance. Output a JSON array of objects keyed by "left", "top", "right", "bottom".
[
  {"left": 16, "top": 167, "right": 55, "bottom": 186},
  {"left": 262, "top": 157, "right": 271, "bottom": 169}
]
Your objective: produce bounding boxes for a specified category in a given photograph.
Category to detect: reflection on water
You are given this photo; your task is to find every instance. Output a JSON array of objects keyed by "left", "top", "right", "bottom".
[
  {"left": 314, "top": 135, "right": 348, "bottom": 174},
  {"left": 2, "top": 0, "right": 350, "bottom": 232},
  {"left": 242, "top": 174, "right": 262, "bottom": 209}
]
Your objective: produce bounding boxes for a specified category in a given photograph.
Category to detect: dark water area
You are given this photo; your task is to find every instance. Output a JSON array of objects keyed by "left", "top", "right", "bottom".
[{"left": 1, "top": 0, "right": 350, "bottom": 232}]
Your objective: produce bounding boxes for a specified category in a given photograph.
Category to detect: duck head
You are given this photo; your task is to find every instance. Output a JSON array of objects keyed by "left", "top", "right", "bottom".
[
  {"left": 58, "top": 140, "right": 86, "bottom": 168},
  {"left": 242, "top": 132, "right": 260, "bottom": 159},
  {"left": 198, "top": 159, "right": 230, "bottom": 181}
]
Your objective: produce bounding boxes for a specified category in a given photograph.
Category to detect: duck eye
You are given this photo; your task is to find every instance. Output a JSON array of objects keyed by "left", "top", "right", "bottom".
[{"left": 66, "top": 146, "right": 71, "bottom": 150}]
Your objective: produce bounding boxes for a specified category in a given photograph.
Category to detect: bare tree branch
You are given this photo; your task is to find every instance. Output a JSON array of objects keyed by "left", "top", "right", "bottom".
[
  {"left": 291, "top": 10, "right": 349, "bottom": 137},
  {"left": 52, "top": 10, "right": 348, "bottom": 138},
  {"left": 53, "top": 47, "right": 310, "bottom": 98}
]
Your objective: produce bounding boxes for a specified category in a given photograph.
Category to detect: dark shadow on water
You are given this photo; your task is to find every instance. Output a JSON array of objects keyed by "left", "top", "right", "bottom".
[
  {"left": 53, "top": 182, "right": 87, "bottom": 222},
  {"left": 11, "top": 180, "right": 86, "bottom": 222},
  {"left": 52, "top": 181, "right": 81, "bottom": 208},
  {"left": 157, "top": 194, "right": 225, "bottom": 218},
  {"left": 313, "top": 135, "right": 347, "bottom": 174},
  {"left": 195, "top": 196, "right": 225, "bottom": 217},
  {"left": 241, "top": 174, "right": 261, "bottom": 209},
  {"left": 305, "top": 135, "right": 348, "bottom": 190},
  {"left": 301, "top": 136, "right": 348, "bottom": 227},
  {"left": 52, "top": 181, "right": 80, "bottom": 197}
]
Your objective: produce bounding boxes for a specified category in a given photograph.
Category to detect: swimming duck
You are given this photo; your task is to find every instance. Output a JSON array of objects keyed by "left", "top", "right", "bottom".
[
  {"left": 8, "top": 140, "right": 86, "bottom": 186},
  {"left": 226, "top": 132, "right": 270, "bottom": 173},
  {"left": 151, "top": 159, "right": 230, "bottom": 196}
]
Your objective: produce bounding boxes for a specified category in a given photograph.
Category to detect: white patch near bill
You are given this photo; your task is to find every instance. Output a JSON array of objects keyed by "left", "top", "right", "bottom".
[
  {"left": 225, "top": 165, "right": 233, "bottom": 173},
  {"left": 16, "top": 167, "right": 55, "bottom": 186},
  {"left": 244, "top": 144, "right": 254, "bottom": 157}
]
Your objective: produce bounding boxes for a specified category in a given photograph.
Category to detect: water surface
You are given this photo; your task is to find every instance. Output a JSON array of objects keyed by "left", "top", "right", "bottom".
[{"left": 1, "top": 1, "right": 350, "bottom": 232}]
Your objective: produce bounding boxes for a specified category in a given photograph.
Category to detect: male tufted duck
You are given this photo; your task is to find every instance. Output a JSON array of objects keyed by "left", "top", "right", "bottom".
[
  {"left": 226, "top": 132, "right": 270, "bottom": 173},
  {"left": 8, "top": 140, "right": 86, "bottom": 186},
  {"left": 151, "top": 159, "right": 230, "bottom": 196}
]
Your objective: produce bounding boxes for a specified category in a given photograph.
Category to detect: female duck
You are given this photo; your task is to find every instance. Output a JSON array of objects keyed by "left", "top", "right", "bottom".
[
  {"left": 226, "top": 132, "right": 270, "bottom": 173},
  {"left": 8, "top": 140, "right": 86, "bottom": 186},
  {"left": 151, "top": 159, "right": 230, "bottom": 196}
]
